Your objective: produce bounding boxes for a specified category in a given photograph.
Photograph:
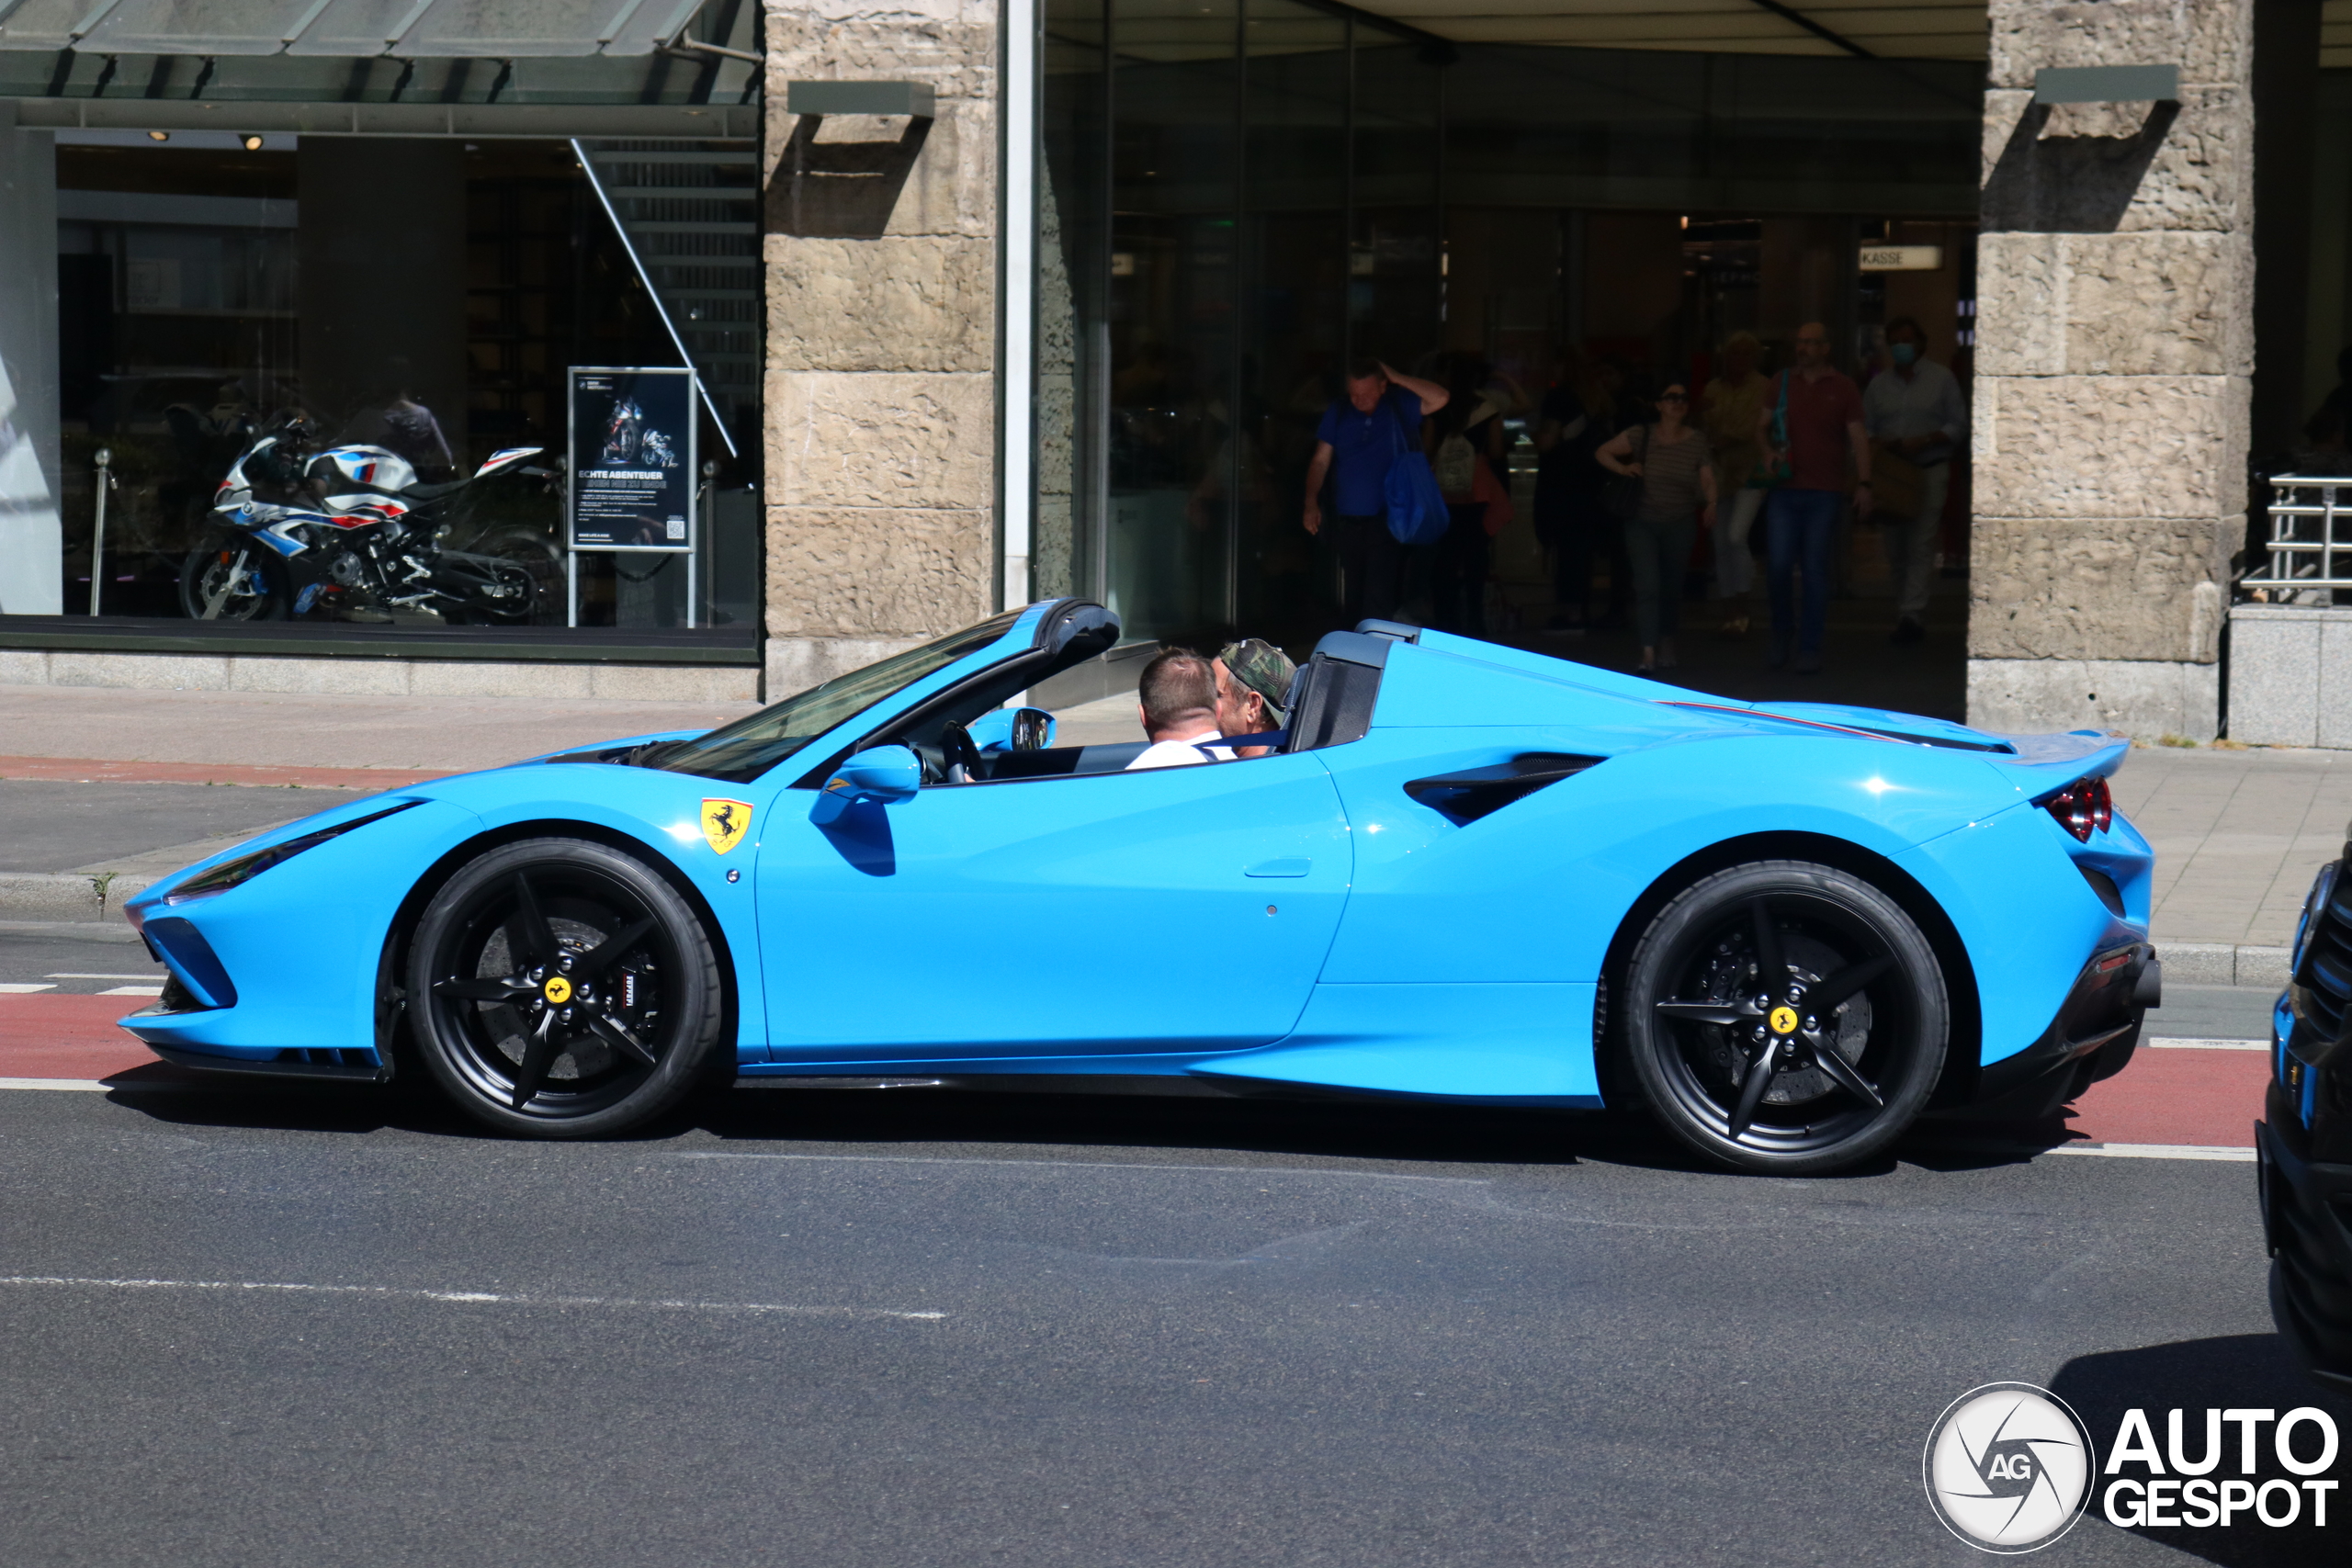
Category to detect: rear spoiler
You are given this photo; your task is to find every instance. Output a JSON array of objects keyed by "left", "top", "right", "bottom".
[{"left": 1983, "top": 730, "right": 2132, "bottom": 800}]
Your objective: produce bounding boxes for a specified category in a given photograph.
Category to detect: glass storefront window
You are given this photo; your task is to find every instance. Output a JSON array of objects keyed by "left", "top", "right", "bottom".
[
  {"left": 1239, "top": 0, "right": 1347, "bottom": 642},
  {"left": 1104, "top": 0, "right": 1241, "bottom": 645},
  {"left": 33, "top": 131, "right": 760, "bottom": 638},
  {"left": 1037, "top": 25, "right": 1983, "bottom": 647}
]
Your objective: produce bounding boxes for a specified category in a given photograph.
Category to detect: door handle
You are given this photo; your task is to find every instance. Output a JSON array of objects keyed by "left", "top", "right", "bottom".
[{"left": 1245, "top": 858, "right": 1312, "bottom": 878}]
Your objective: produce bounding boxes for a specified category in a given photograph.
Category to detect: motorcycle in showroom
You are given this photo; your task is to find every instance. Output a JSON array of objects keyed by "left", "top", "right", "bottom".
[{"left": 179, "top": 423, "right": 561, "bottom": 625}]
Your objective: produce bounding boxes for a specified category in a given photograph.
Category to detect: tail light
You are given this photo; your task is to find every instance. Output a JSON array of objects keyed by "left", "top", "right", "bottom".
[{"left": 2041, "top": 775, "right": 2113, "bottom": 841}]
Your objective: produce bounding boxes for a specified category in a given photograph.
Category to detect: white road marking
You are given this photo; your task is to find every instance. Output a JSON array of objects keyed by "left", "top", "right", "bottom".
[
  {"left": 2049, "top": 1143, "right": 2256, "bottom": 1162},
  {"left": 0, "top": 984, "right": 56, "bottom": 994},
  {"left": 0, "top": 1274, "right": 945, "bottom": 1319},
  {"left": 0, "top": 1078, "right": 110, "bottom": 1091},
  {"left": 2145, "top": 1037, "right": 2268, "bottom": 1051},
  {"left": 682, "top": 1150, "right": 1485, "bottom": 1184},
  {"left": 43, "top": 974, "right": 163, "bottom": 981},
  {"left": 96, "top": 986, "right": 164, "bottom": 997}
]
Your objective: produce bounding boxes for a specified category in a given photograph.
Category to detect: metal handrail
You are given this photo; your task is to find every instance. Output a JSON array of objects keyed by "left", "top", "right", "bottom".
[{"left": 2244, "top": 474, "right": 2352, "bottom": 592}]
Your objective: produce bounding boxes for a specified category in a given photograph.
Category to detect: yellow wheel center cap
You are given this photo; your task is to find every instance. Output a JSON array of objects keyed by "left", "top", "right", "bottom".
[
  {"left": 1768, "top": 1005, "right": 1800, "bottom": 1036},
  {"left": 543, "top": 976, "right": 573, "bottom": 1005}
]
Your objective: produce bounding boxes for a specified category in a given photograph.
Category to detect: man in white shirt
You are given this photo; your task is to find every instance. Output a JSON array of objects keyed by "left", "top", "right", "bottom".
[
  {"left": 1126, "top": 649, "right": 1235, "bottom": 770},
  {"left": 1862, "top": 316, "right": 1967, "bottom": 647}
]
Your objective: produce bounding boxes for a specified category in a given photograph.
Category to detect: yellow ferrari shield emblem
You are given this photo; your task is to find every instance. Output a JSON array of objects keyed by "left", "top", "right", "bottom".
[
  {"left": 1769, "top": 1005, "right": 1800, "bottom": 1036},
  {"left": 543, "top": 976, "right": 573, "bottom": 1005},
  {"left": 701, "top": 797, "right": 754, "bottom": 856}
]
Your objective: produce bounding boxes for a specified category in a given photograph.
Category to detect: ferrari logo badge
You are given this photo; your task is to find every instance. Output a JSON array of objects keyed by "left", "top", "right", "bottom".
[
  {"left": 1769, "top": 1005, "right": 1800, "bottom": 1036},
  {"left": 701, "top": 798, "right": 754, "bottom": 856},
  {"left": 543, "top": 976, "right": 573, "bottom": 1005}
]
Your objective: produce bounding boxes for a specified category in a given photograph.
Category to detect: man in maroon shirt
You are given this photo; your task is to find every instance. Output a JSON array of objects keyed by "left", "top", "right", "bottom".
[{"left": 1755, "top": 321, "right": 1872, "bottom": 673}]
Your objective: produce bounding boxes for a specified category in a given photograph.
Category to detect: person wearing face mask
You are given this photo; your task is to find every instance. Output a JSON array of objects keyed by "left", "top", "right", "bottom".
[{"left": 1862, "top": 317, "right": 1966, "bottom": 647}]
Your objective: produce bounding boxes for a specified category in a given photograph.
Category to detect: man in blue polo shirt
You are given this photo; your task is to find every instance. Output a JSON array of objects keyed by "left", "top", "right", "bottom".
[{"left": 1302, "top": 356, "right": 1450, "bottom": 624}]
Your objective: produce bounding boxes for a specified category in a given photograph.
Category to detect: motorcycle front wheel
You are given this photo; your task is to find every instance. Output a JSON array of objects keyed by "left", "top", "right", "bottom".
[{"left": 178, "top": 535, "right": 290, "bottom": 621}]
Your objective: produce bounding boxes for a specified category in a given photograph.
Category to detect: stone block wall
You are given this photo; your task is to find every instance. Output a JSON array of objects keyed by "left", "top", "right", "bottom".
[
  {"left": 1968, "top": 0, "right": 2253, "bottom": 740},
  {"left": 2224, "top": 604, "right": 2352, "bottom": 748},
  {"left": 762, "top": 0, "right": 1001, "bottom": 698}
]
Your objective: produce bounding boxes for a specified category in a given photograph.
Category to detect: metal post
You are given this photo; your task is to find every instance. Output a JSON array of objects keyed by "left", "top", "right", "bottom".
[
  {"left": 563, "top": 453, "right": 579, "bottom": 627},
  {"left": 87, "top": 447, "right": 113, "bottom": 616},
  {"left": 1001, "top": 0, "right": 1037, "bottom": 612},
  {"left": 695, "top": 459, "right": 718, "bottom": 631}
]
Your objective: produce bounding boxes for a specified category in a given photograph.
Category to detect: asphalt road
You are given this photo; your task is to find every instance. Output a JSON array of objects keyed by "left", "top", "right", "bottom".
[
  {"left": 0, "top": 780, "right": 314, "bottom": 874},
  {"left": 0, "top": 1071, "right": 2340, "bottom": 1568}
]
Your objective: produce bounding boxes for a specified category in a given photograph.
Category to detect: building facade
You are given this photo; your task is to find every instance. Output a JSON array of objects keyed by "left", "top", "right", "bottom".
[{"left": 3, "top": 0, "right": 2347, "bottom": 741}]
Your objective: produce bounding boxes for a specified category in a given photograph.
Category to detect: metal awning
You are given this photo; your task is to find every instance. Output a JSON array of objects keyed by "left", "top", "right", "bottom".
[{"left": 0, "top": 0, "right": 712, "bottom": 56}]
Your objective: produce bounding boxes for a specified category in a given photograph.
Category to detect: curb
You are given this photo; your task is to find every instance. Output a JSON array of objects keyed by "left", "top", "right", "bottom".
[
  {"left": 0, "top": 919, "right": 145, "bottom": 942},
  {"left": 0, "top": 874, "right": 159, "bottom": 923},
  {"left": 2158, "top": 942, "right": 2291, "bottom": 989}
]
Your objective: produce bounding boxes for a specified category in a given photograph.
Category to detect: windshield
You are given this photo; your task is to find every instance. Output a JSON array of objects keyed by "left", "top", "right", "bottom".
[{"left": 646, "top": 610, "right": 1027, "bottom": 784}]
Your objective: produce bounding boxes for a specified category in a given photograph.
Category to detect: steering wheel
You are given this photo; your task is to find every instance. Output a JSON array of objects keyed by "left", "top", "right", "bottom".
[{"left": 941, "top": 720, "right": 983, "bottom": 784}]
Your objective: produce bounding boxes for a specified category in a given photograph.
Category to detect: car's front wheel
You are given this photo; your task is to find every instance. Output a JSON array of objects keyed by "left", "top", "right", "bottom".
[
  {"left": 408, "top": 838, "right": 723, "bottom": 1137},
  {"left": 1619, "top": 860, "right": 1949, "bottom": 1175}
]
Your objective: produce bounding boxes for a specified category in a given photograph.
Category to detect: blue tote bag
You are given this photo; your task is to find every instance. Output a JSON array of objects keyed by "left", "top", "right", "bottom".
[{"left": 1382, "top": 398, "right": 1450, "bottom": 547}]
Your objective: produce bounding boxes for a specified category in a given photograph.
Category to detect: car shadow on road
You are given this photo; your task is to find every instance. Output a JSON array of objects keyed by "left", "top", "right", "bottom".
[
  {"left": 1897, "top": 1112, "right": 2088, "bottom": 1172},
  {"left": 101, "top": 1067, "right": 1672, "bottom": 1169},
  {"left": 2050, "top": 1334, "right": 2351, "bottom": 1567},
  {"left": 96, "top": 1066, "right": 2098, "bottom": 1180},
  {"left": 690, "top": 1085, "right": 1614, "bottom": 1169}
]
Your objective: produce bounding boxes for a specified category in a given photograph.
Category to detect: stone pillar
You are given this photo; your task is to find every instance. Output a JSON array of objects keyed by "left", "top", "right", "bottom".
[
  {"left": 762, "top": 0, "right": 1000, "bottom": 698},
  {"left": 1967, "top": 0, "right": 2251, "bottom": 740}
]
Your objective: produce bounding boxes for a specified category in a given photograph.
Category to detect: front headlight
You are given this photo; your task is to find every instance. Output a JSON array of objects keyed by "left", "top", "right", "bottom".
[{"left": 163, "top": 799, "right": 424, "bottom": 905}]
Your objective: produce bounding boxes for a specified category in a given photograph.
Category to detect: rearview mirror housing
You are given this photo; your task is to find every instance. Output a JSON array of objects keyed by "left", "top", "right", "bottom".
[{"left": 810, "top": 744, "right": 922, "bottom": 823}]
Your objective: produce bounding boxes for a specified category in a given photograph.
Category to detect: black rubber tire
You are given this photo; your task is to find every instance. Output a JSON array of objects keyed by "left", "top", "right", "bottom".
[
  {"left": 407, "top": 838, "right": 724, "bottom": 1137},
  {"left": 1618, "top": 859, "right": 1949, "bottom": 1175}
]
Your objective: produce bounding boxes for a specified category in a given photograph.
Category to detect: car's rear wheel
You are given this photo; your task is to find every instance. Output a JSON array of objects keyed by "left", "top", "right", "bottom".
[
  {"left": 1619, "top": 860, "right": 1948, "bottom": 1175},
  {"left": 408, "top": 838, "right": 723, "bottom": 1137}
]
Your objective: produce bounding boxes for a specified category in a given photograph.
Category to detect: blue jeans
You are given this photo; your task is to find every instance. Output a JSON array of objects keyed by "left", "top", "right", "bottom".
[{"left": 1765, "top": 488, "right": 1840, "bottom": 654}]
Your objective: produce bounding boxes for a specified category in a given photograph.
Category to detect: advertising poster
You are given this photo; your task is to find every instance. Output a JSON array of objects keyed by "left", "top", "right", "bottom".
[{"left": 567, "top": 367, "right": 696, "bottom": 552}]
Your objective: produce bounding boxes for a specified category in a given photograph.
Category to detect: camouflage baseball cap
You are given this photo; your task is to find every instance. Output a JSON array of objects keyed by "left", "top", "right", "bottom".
[{"left": 1218, "top": 637, "right": 1296, "bottom": 722}]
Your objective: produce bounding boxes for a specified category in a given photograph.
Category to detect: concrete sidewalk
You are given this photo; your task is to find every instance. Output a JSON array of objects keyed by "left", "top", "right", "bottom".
[{"left": 0, "top": 683, "right": 2341, "bottom": 983}]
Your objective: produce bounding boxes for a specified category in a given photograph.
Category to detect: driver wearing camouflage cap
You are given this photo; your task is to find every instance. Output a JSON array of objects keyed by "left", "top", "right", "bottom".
[{"left": 1213, "top": 637, "right": 1297, "bottom": 760}]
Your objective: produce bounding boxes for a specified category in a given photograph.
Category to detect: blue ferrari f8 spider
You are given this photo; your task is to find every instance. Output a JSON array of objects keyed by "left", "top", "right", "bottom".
[{"left": 119, "top": 602, "right": 2159, "bottom": 1173}]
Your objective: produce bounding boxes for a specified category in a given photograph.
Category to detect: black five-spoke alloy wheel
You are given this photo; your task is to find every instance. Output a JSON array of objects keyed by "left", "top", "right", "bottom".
[
  {"left": 1621, "top": 860, "right": 1949, "bottom": 1174},
  {"left": 408, "top": 838, "right": 723, "bottom": 1136}
]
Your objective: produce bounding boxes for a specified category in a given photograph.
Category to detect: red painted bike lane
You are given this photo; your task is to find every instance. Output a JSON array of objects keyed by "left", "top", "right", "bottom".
[
  {"left": 0, "top": 995, "right": 175, "bottom": 1082},
  {"left": 0, "top": 994, "right": 2278, "bottom": 1148}
]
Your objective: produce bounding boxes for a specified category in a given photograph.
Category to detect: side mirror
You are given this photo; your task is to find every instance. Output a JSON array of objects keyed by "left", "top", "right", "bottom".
[
  {"left": 967, "top": 705, "right": 1057, "bottom": 753},
  {"left": 1010, "top": 705, "right": 1055, "bottom": 752},
  {"left": 810, "top": 744, "right": 922, "bottom": 824},
  {"left": 474, "top": 446, "right": 543, "bottom": 480}
]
